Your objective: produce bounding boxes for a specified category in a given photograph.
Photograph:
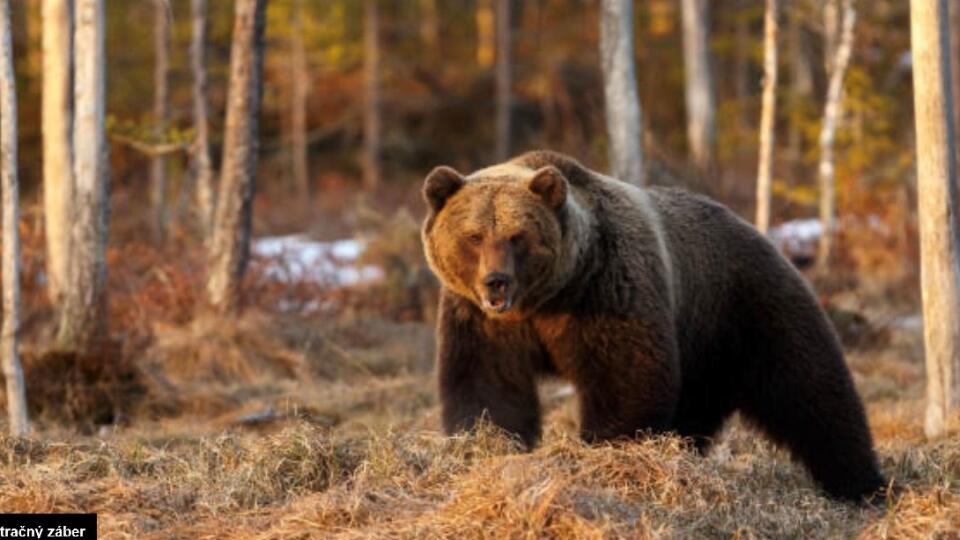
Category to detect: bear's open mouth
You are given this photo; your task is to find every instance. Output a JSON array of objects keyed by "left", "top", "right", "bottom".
[{"left": 482, "top": 296, "right": 514, "bottom": 313}]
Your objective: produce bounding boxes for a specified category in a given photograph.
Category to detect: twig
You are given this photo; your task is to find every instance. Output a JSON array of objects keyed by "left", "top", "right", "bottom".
[{"left": 110, "top": 132, "right": 193, "bottom": 157}]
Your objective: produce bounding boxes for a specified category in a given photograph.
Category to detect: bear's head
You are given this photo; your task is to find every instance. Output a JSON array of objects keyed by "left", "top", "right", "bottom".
[{"left": 421, "top": 163, "right": 573, "bottom": 320}]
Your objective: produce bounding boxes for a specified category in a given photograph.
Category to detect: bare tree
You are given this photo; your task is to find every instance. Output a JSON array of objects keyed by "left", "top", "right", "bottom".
[
  {"left": 24, "top": 0, "right": 42, "bottom": 80},
  {"left": 495, "top": 0, "right": 512, "bottom": 161},
  {"left": 733, "top": 0, "right": 751, "bottom": 132},
  {"left": 42, "top": 0, "right": 73, "bottom": 305},
  {"left": 0, "top": 0, "right": 29, "bottom": 436},
  {"left": 815, "top": 0, "right": 855, "bottom": 268},
  {"left": 756, "top": 0, "right": 779, "bottom": 234},
  {"left": 290, "top": 0, "right": 309, "bottom": 198},
  {"left": 476, "top": 0, "right": 494, "bottom": 69},
  {"left": 420, "top": 0, "right": 439, "bottom": 54},
  {"left": 150, "top": 0, "right": 171, "bottom": 241},
  {"left": 362, "top": 0, "right": 380, "bottom": 191},
  {"left": 191, "top": 0, "right": 214, "bottom": 237},
  {"left": 910, "top": 0, "right": 960, "bottom": 439},
  {"left": 599, "top": 0, "right": 644, "bottom": 184},
  {"left": 823, "top": 0, "right": 839, "bottom": 73},
  {"left": 950, "top": 0, "right": 960, "bottom": 161},
  {"left": 680, "top": 0, "right": 716, "bottom": 170},
  {"left": 205, "top": 0, "right": 267, "bottom": 313},
  {"left": 57, "top": 0, "right": 109, "bottom": 353},
  {"left": 787, "top": 1, "right": 814, "bottom": 165}
]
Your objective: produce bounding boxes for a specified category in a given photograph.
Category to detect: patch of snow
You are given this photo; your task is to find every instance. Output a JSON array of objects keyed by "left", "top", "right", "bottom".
[
  {"left": 331, "top": 240, "right": 363, "bottom": 259},
  {"left": 769, "top": 218, "right": 823, "bottom": 244},
  {"left": 252, "top": 235, "right": 383, "bottom": 287},
  {"left": 276, "top": 299, "right": 323, "bottom": 314},
  {"left": 768, "top": 215, "right": 893, "bottom": 259},
  {"left": 898, "top": 50, "right": 912, "bottom": 69},
  {"left": 865, "top": 214, "right": 891, "bottom": 236},
  {"left": 889, "top": 314, "right": 922, "bottom": 332},
  {"left": 769, "top": 218, "right": 823, "bottom": 261}
]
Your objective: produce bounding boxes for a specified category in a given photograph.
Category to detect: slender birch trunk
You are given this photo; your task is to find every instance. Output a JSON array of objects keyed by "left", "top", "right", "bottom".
[
  {"left": 290, "top": 0, "right": 308, "bottom": 198},
  {"left": 494, "top": 0, "right": 511, "bottom": 161},
  {"left": 362, "top": 0, "right": 380, "bottom": 191},
  {"left": 42, "top": 0, "right": 73, "bottom": 305},
  {"left": 815, "top": 0, "right": 855, "bottom": 269},
  {"left": 756, "top": 0, "right": 779, "bottom": 234},
  {"left": 909, "top": 0, "right": 960, "bottom": 439},
  {"left": 0, "top": 0, "right": 29, "bottom": 436},
  {"left": 57, "top": 0, "right": 109, "bottom": 353},
  {"left": 205, "top": 0, "right": 266, "bottom": 313},
  {"left": 599, "top": 0, "right": 644, "bottom": 185},
  {"left": 949, "top": 0, "right": 960, "bottom": 163},
  {"left": 190, "top": 0, "right": 214, "bottom": 238},
  {"left": 681, "top": 0, "right": 716, "bottom": 171},
  {"left": 150, "top": 0, "right": 170, "bottom": 241}
]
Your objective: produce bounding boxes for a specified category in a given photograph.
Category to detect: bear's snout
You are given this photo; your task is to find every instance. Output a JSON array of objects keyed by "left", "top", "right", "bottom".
[
  {"left": 483, "top": 272, "right": 512, "bottom": 294},
  {"left": 481, "top": 272, "right": 515, "bottom": 313}
]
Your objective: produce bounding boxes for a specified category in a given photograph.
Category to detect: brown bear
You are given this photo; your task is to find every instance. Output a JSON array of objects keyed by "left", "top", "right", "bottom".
[{"left": 421, "top": 150, "right": 885, "bottom": 501}]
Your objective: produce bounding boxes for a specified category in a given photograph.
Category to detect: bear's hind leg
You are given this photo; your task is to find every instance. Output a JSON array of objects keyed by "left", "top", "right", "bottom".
[
  {"left": 673, "top": 393, "right": 736, "bottom": 454},
  {"left": 738, "top": 329, "right": 885, "bottom": 501}
]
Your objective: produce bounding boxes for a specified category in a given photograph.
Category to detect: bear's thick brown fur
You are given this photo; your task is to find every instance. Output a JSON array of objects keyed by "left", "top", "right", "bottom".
[{"left": 421, "top": 150, "right": 885, "bottom": 501}]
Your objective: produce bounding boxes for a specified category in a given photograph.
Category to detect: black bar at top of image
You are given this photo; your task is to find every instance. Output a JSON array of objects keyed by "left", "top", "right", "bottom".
[{"left": 0, "top": 514, "right": 96, "bottom": 539}]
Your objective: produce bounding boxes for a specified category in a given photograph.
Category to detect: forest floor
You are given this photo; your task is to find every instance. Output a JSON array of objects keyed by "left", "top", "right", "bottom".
[
  {"left": 1, "top": 302, "right": 959, "bottom": 539},
  {"left": 1, "top": 187, "right": 958, "bottom": 539}
]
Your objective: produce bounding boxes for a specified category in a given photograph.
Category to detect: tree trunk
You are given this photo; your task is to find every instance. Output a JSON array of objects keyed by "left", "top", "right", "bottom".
[
  {"left": 150, "top": 0, "right": 170, "bottom": 241},
  {"left": 290, "top": 0, "right": 308, "bottom": 198},
  {"left": 949, "top": 0, "right": 960, "bottom": 164},
  {"left": 910, "top": 0, "right": 960, "bottom": 439},
  {"left": 419, "top": 0, "right": 439, "bottom": 55},
  {"left": 476, "top": 0, "right": 494, "bottom": 69},
  {"left": 0, "top": 0, "right": 29, "bottom": 436},
  {"left": 681, "top": 0, "right": 716, "bottom": 171},
  {"left": 41, "top": 0, "right": 73, "bottom": 305},
  {"left": 190, "top": 0, "right": 214, "bottom": 238},
  {"left": 823, "top": 0, "right": 838, "bottom": 75},
  {"left": 24, "top": 0, "right": 42, "bottom": 82},
  {"left": 815, "top": 0, "right": 854, "bottom": 269},
  {"left": 57, "top": 0, "right": 108, "bottom": 354},
  {"left": 494, "top": 0, "right": 512, "bottom": 161},
  {"left": 362, "top": 0, "right": 380, "bottom": 191},
  {"left": 755, "top": 0, "right": 779, "bottom": 234},
  {"left": 787, "top": 1, "right": 813, "bottom": 166},
  {"left": 733, "top": 0, "right": 751, "bottom": 133},
  {"left": 205, "top": 0, "right": 266, "bottom": 314},
  {"left": 599, "top": 0, "right": 644, "bottom": 185}
]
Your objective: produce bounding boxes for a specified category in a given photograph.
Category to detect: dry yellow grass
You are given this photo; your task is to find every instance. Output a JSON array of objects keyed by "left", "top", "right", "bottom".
[
  {"left": 1, "top": 413, "right": 958, "bottom": 539},
  {"left": 0, "top": 313, "right": 958, "bottom": 539}
]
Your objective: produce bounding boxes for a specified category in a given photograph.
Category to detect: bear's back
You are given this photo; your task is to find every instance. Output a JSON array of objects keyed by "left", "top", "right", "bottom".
[
  {"left": 647, "top": 186, "right": 806, "bottom": 297},
  {"left": 510, "top": 150, "right": 811, "bottom": 333},
  {"left": 647, "top": 186, "right": 820, "bottom": 358}
]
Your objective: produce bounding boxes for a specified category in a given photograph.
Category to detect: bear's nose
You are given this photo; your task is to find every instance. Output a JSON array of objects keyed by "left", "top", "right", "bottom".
[{"left": 483, "top": 272, "right": 512, "bottom": 293}]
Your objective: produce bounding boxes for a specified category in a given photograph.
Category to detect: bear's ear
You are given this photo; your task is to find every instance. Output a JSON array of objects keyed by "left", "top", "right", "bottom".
[
  {"left": 527, "top": 166, "right": 568, "bottom": 209},
  {"left": 423, "top": 166, "right": 465, "bottom": 213}
]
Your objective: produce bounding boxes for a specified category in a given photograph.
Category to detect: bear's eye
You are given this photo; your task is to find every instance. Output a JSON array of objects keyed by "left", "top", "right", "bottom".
[
  {"left": 466, "top": 233, "right": 483, "bottom": 246},
  {"left": 509, "top": 233, "right": 525, "bottom": 248}
]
